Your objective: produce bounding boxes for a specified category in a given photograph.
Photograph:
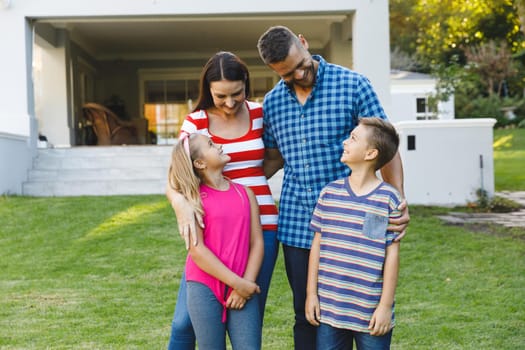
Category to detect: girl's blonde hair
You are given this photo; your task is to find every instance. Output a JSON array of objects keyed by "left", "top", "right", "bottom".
[{"left": 168, "top": 133, "right": 204, "bottom": 217}]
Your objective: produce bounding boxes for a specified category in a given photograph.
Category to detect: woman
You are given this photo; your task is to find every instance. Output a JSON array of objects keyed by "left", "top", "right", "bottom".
[{"left": 167, "top": 51, "right": 279, "bottom": 350}]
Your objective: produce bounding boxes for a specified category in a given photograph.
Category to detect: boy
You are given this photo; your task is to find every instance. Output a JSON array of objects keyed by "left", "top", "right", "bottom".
[{"left": 305, "top": 117, "right": 402, "bottom": 349}]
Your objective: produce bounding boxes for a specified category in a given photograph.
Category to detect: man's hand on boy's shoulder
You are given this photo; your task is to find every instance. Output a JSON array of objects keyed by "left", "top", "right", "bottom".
[{"left": 388, "top": 199, "right": 410, "bottom": 241}]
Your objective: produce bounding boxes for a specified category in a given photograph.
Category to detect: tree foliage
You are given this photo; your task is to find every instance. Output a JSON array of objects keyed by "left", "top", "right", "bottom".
[{"left": 390, "top": 0, "right": 525, "bottom": 70}]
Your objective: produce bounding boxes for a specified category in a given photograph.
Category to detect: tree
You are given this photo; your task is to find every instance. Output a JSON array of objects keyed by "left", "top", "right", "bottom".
[
  {"left": 465, "top": 40, "right": 518, "bottom": 97},
  {"left": 389, "top": 0, "right": 419, "bottom": 56}
]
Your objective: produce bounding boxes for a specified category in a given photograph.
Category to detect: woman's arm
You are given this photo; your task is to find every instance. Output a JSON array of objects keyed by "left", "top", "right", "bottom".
[
  {"left": 166, "top": 184, "right": 204, "bottom": 249},
  {"left": 368, "top": 241, "right": 400, "bottom": 336}
]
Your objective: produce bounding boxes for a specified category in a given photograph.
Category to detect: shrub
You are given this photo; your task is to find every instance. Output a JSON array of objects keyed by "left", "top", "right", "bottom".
[
  {"left": 488, "top": 195, "right": 523, "bottom": 213},
  {"left": 456, "top": 95, "right": 525, "bottom": 128},
  {"left": 471, "top": 189, "right": 522, "bottom": 213}
]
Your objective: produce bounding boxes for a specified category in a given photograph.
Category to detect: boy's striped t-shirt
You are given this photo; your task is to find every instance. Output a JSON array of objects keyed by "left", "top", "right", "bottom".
[
  {"left": 180, "top": 100, "right": 278, "bottom": 231},
  {"left": 310, "top": 177, "right": 401, "bottom": 332}
]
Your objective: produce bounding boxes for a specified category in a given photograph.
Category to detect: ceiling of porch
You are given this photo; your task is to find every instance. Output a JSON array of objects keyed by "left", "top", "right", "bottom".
[{"left": 38, "top": 13, "right": 352, "bottom": 61}]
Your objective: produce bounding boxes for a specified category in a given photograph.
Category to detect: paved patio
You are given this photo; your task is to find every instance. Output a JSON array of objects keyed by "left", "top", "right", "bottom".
[{"left": 437, "top": 191, "right": 525, "bottom": 228}]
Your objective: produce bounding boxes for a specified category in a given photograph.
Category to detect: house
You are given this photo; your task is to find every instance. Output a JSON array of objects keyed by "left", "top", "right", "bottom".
[
  {"left": 0, "top": 1, "right": 496, "bottom": 205},
  {"left": 0, "top": 0, "right": 391, "bottom": 195},
  {"left": 389, "top": 69, "right": 455, "bottom": 123}
]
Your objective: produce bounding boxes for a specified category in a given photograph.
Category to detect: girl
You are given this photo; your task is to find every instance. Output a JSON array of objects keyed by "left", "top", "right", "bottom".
[{"left": 168, "top": 132, "right": 264, "bottom": 350}]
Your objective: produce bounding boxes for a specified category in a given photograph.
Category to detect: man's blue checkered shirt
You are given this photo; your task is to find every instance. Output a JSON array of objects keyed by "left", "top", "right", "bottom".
[{"left": 263, "top": 55, "right": 387, "bottom": 249}]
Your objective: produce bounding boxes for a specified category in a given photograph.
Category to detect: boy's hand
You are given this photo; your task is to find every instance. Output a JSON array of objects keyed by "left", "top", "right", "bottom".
[
  {"left": 368, "top": 304, "right": 392, "bottom": 336},
  {"left": 388, "top": 199, "right": 410, "bottom": 241},
  {"left": 226, "top": 290, "right": 247, "bottom": 310},
  {"left": 305, "top": 294, "right": 321, "bottom": 326}
]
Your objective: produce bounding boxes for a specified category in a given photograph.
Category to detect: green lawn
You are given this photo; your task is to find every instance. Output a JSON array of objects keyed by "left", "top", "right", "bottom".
[
  {"left": 1, "top": 196, "right": 524, "bottom": 349},
  {"left": 494, "top": 128, "right": 525, "bottom": 191}
]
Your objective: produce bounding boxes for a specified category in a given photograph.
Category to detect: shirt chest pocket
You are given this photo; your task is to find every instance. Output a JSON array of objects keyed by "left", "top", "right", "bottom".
[{"left": 362, "top": 212, "right": 388, "bottom": 240}]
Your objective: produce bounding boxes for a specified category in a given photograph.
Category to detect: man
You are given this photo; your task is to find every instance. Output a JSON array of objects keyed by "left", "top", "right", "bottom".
[{"left": 257, "top": 26, "right": 409, "bottom": 350}]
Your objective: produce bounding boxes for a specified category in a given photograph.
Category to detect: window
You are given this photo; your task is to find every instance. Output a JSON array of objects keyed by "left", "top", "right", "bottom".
[
  {"left": 416, "top": 98, "right": 426, "bottom": 114},
  {"left": 139, "top": 68, "right": 276, "bottom": 144},
  {"left": 415, "top": 96, "right": 437, "bottom": 120}
]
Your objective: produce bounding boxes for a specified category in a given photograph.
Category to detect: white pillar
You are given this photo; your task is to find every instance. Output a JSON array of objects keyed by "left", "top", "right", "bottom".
[{"left": 352, "top": 1, "right": 392, "bottom": 117}]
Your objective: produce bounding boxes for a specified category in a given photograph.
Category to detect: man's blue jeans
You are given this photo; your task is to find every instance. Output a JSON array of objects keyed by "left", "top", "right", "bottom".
[
  {"left": 317, "top": 323, "right": 393, "bottom": 350},
  {"left": 167, "top": 230, "right": 278, "bottom": 350},
  {"left": 186, "top": 281, "right": 261, "bottom": 350}
]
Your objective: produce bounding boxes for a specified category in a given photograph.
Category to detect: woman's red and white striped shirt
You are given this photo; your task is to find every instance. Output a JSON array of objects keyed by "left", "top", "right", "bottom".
[{"left": 179, "top": 101, "right": 278, "bottom": 231}]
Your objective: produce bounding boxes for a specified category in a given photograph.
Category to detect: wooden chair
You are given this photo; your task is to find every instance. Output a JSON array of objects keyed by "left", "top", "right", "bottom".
[{"left": 82, "top": 103, "right": 147, "bottom": 145}]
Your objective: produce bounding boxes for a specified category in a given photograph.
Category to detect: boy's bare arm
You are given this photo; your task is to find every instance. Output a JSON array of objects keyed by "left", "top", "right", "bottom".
[
  {"left": 305, "top": 232, "right": 322, "bottom": 327},
  {"left": 369, "top": 241, "right": 400, "bottom": 336}
]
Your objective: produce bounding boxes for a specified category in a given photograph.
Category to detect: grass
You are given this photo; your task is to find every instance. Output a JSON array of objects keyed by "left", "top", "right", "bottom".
[
  {"left": 494, "top": 128, "right": 525, "bottom": 191},
  {"left": 1, "top": 196, "right": 524, "bottom": 349}
]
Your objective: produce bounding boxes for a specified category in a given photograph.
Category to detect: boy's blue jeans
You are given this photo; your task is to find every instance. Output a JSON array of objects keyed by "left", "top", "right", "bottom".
[
  {"left": 167, "top": 230, "right": 278, "bottom": 350},
  {"left": 317, "top": 323, "right": 393, "bottom": 350}
]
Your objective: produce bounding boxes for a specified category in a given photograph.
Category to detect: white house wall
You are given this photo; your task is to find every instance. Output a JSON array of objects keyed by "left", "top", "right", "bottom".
[
  {"left": 390, "top": 81, "right": 456, "bottom": 122},
  {"left": 0, "top": 134, "right": 31, "bottom": 195},
  {"left": 397, "top": 119, "right": 496, "bottom": 206},
  {"left": 438, "top": 99, "right": 455, "bottom": 120},
  {"left": 390, "top": 92, "right": 417, "bottom": 124}
]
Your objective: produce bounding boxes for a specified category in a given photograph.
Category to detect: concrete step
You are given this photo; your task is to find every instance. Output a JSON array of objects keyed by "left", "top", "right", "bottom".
[
  {"left": 28, "top": 167, "right": 168, "bottom": 181},
  {"left": 23, "top": 179, "right": 166, "bottom": 196},
  {"left": 33, "top": 146, "right": 172, "bottom": 170},
  {"left": 22, "top": 146, "right": 173, "bottom": 196}
]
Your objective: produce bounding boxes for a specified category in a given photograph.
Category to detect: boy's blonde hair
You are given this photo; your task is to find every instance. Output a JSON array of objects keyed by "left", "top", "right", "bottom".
[
  {"left": 358, "top": 117, "right": 399, "bottom": 171},
  {"left": 168, "top": 133, "right": 204, "bottom": 217}
]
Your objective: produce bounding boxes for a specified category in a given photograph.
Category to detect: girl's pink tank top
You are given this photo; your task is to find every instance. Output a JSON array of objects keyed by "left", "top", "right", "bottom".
[{"left": 185, "top": 181, "right": 251, "bottom": 321}]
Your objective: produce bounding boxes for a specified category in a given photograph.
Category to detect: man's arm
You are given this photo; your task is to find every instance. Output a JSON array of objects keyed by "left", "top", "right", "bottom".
[
  {"left": 380, "top": 151, "right": 404, "bottom": 196},
  {"left": 263, "top": 147, "right": 284, "bottom": 179},
  {"left": 381, "top": 151, "right": 410, "bottom": 240}
]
